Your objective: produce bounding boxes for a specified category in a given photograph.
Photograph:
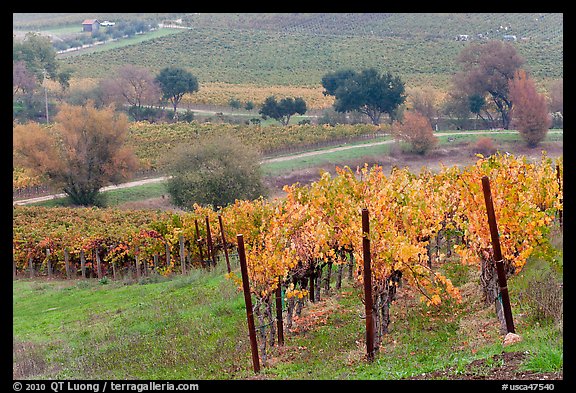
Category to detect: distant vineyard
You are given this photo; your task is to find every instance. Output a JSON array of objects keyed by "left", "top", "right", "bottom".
[
  {"left": 181, "top": 82, "right": 335, "bottom": 109},
  {"left": 61, "top": 20, "right": 562, "bottom": 89},
  {"left": 126, "top": 122, "right": 382, "bottom": 170}
]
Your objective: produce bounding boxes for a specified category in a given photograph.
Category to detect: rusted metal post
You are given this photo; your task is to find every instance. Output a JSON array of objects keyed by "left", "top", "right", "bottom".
[
  {"left": 237, "top": 234, "right": 261, "bottom": 373},
  {"left": 481, "top": 176, "right": 516, "bottom": 334},
  {"left": 275, "top": 283, "right": 284, "bottom": 346},
  {"left": 194, "top": 219, "right": 205, "bottom": 268},
  {"left": 362, "top": 208, "right": 375, "bottom": 362},
  {"left": 165, "top": 242, "right": 171, "bottom": 269},
  {"left": 218, "top": 215, "right": 231, "bottom": 273},
  {"left": 206, "top": 216, "right": 217, "bottom": 267},
  {"left": 309, "top": 272, "right": 315, "bottom": 302}
]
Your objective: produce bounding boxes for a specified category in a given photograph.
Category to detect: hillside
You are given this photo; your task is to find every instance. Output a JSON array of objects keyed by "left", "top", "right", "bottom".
[{"left": 57, "top": 13, "right": 562, "bottom": 89}]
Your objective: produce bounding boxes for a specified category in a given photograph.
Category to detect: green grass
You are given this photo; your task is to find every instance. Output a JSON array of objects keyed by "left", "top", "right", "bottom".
[
  {"left": 30, "top": 182, "right": 168, "bottom": 208},
  {"left": 13, "top": 248, "right": 563, "bottom": 380},
  {"left": 56, "top": 28, "right": 186, "bottom": 59},
  {"left": 13, "top": 263, "right": 255, "bottom": 380}
]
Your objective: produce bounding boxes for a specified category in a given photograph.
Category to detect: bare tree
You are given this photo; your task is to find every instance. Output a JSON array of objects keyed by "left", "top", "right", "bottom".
[
  {"left": 100, "top": 65, "right": 162, "bottom": 120},
  {"left": 13, "top": 60, "right": 37, "bottom": 98},
  {"left": 453, "top": 40, "right": 524, "bottom": 129}
]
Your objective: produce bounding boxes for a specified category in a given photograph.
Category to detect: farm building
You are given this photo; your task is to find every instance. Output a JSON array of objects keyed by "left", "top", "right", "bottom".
[{"left": 82, "top": 19, "right": 101, "bottom": 33}]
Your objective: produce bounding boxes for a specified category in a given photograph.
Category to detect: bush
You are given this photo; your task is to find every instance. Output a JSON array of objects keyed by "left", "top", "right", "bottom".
[
  {"left": 164, "top": 134, "right": 268, "bottom": 209},
  {"left": 391, "top": 111, "right": 437, "bottom": 154},
  {"left": 471, "top": 137, "right": 497, "bottom": 156}
]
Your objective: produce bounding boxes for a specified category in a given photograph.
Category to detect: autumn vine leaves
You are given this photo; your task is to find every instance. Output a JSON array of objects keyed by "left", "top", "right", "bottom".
[{"left": 13, "top": 152, "right": 562, "bottom": 365}]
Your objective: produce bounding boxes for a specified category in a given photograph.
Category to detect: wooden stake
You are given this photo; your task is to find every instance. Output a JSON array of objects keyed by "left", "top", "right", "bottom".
[
  {"left": 46, "top": 248, "right": 52, "bottom": 278},
  {"left": 362, "top": 208, "right": 375, "bottom": 361},
  {"left": 80, "top": 249, "right": 86, "bottom": 279},
  {"left": 179, "top": 235, "right": 186, "bottom": 275},
  {"left": 194, "top": 219, "right": 205, "bottom": 268},
  {"left": 481, "top": 176, "right": 516, "bottom": 334},
  {"left": 206, "top": 216, "right": 217, "bottom": 267},
  {"left": 64, "top": 248, "right": 70, "bottom": 279},
  {"left": 237, "top": 234, "right": 260, "bottom": 373},
  {"left": 218, "top": 215, "right": 231, "bottom": 273},
  {"left": 275, "top": 284, "right": 284, "bottom": 346}
]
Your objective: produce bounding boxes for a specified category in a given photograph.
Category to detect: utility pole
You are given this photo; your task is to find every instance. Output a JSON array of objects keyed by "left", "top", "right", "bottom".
[{"left": 43, "top": 69, "right": 49, "bottom": 123}]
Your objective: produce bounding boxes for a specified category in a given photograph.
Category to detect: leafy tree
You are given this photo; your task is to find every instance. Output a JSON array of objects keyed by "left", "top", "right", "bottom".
[
  {"left": 508, "top": 69, "right": 551, "bottom": 148},
  {"left": 13, "top": 32, "right": 58, "bottom": 81},
  {"left": 13, "top": 32, "right": 72, "bottom": 122},
  {"left": 547, "top": 78, "right": 563, "bottom": 128},
  {"left": 453, "top": 40, "right": 524, "bottom": 129},
  {"left": 321, "top": 68, "right": 406, "bottom": 125},
  {"left": 441, "top": 91, "right": 472, "bottom": 130},
  {"left": 155, "top": 67, "right": 199, "bottom": 121},
  {"left": 13, "top": 32, "right": 71, "bottom": 90},
  {"left": 259, "top": 96, "right": 307, "bottom": 125},
  {"left": 228, "top": 98, "right": 242, "bottom": 110},
  {"left": 244, "top": 100, "right": 255, "bottom": 111},
  {"left": 164, "top": 134, "right": 267, "bottom": 209},
  {"left": 548, "top": 79, "right": 563, "bottom": 115},
  {"left": 13, "top": 102, "right": 138, "bottom": 206},
  {"left": 391, "top": 111, "right": 438, "bottom": 154},
  {"left": 468, "top": 93, "right": 496, "bottom": 128}
]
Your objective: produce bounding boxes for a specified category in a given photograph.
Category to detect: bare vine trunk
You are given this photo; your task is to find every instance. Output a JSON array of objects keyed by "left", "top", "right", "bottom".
[
  {"left": 480, "top": 256, "right": 507, "bottom": 334},
  {"left": 336, "top": 263, "right": 344, "bottom": 290},
  {"left": 254, "top": 300, "right": 268, "bottom": 366}
]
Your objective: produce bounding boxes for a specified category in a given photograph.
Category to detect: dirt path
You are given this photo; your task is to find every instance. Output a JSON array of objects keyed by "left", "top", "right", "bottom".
[
  {"left": 13, "top": 130, "right": 562, "bottom": 206},
  {"left": 13, "top": 177, "right": 169, "bottom": 206},
  {"left": 262, "top": 130, "right": 526, "bottom": 163}
]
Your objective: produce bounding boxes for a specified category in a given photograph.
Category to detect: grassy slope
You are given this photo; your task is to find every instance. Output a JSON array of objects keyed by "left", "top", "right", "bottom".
[{"left": 13, "top": 236, "right": 563, "bottom": 380}]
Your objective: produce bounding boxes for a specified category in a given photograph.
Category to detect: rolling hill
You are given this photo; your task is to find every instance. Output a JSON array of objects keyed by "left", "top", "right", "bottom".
[{"left": 53, "top": 13, "right": 562, "bottom": 89}]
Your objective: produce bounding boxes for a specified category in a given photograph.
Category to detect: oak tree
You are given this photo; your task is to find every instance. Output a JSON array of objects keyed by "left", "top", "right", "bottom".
[
  {"left": 259, "top": 96, "right": 307, "bottom": 125},
  {"left": 321, "top": 68, "right": 406, "bottom": 125},
  {"left": 164, "top": 134, "right": 267, "bottom": 209},
  {"left": 101, "top": 65, "right": 162, "bottom": 120},
  {"left": 155, "top": 67, "right": 199, "bottom": 121}
]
